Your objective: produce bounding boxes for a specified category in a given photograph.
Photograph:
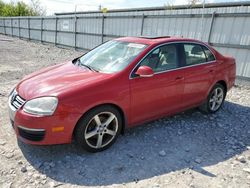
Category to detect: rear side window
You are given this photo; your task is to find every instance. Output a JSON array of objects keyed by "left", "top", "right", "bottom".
[
  {"left": 202, "top": 46, "right": 216, "bottom": 62},
  {"left": 183, "top": 44, "right": 206, "bottom": 66}
]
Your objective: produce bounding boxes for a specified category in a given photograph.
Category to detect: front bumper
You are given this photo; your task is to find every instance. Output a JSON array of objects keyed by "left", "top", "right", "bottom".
[
  {"left": 8, "top": 92, "right": 80, "bottom": 145},
  {"left": 17, "top": 126, "right": 45, "bottom": 141}
]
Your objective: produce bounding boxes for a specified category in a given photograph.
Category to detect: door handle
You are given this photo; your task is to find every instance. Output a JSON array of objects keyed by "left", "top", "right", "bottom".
[{"left": 175, "top": 76, "right": 184, "bottom": 80}]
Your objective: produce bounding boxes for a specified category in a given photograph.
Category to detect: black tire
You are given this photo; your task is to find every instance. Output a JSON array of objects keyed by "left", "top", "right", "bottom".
[
  {"left": 74, "top": 105, "right": 122, "bottom": 152},
  {"left": 199, "top": 83, "right": 226, "bottom": 114}
]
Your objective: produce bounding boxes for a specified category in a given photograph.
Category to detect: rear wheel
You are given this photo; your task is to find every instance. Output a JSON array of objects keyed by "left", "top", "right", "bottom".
[
  {"left": 75, "top": 105, "right": 122, "bottom": 152},
  {"left": 199, "top": 83, "right": 226, "bottom": 113}
]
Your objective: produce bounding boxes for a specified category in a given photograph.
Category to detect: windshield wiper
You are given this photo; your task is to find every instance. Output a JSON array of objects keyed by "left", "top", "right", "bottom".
[
  {"left": 77, "top": 59, "right": 99, "bottom": 72},
  {"left": 81, "top": 64, "right": 98, "bottom": 72}
]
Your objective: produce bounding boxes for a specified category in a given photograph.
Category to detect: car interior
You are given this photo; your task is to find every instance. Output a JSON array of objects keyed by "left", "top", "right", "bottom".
[
  {"left": 138, "top": 43, "right": 214, "bottom": 75},
  {"left": 184, "top": 45, "right": 207, "bottom": 66},
  {"left": 140, "top": 45, "right": 178, "bottom": 73}
]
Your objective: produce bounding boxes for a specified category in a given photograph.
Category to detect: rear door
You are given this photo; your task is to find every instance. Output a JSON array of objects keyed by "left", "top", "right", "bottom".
[
  {"left": 180, "top": 43, "right": 217, "bottom": 108},
  {"left": 129, "top": 43, "right": 185, "bottom": 125}
]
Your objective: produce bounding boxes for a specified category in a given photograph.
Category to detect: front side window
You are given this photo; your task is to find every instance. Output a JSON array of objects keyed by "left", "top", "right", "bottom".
[
  {"left": 137, "top": 44, "right": 179, "bottom": 74},
  {"left": 183, "top": 44, "right": 207, "bottom": 66},
  {"left": 78, "top": 40, "right": 147, "bottom": 73}
]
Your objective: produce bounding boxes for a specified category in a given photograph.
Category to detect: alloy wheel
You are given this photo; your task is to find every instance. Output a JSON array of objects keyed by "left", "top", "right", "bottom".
[
  {"left": 84, "top": 112, "right": 118, "bottom": 149},
  {"left": 209, "top": 87, "right": 224, "bottom": 111}
]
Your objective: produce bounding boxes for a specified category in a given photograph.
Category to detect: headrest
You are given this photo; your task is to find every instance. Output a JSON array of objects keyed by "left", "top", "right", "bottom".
[{"left": 191, "top": 46, "right": 203, "bottom": 55}]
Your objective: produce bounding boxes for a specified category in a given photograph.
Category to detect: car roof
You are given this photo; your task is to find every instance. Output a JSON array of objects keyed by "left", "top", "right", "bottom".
[{"left": 115, "top": 36, "right": 205, "bottom": 46}]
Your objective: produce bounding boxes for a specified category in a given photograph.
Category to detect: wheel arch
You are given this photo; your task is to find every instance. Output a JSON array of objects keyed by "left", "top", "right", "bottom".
[
  {"left": 73, "top": 103, "right": 127, "bottom": 139},
  {"left": 199, "top": 79, "right": 227, "bottom": 113},
  {"left": 207, "top": 80, "right": 227, "bottom": 96},
  {"left": 216, "top": 80, "right": 227, "bottom": 93}
]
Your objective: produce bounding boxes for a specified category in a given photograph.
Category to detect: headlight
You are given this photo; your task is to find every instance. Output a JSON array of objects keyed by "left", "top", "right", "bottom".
[{"left": 23, "top": 97, "right": 58, "bottom": 116}]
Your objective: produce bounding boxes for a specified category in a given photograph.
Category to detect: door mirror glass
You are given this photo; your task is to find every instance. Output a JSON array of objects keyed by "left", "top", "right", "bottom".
[{"left": 135, "top": 66, "right": 154, "bottom": 77}]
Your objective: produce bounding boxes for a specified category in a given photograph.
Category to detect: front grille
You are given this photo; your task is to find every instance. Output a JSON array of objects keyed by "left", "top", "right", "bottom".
[
  {"left": 18, "top": 126, "right": 45, "bottom": 141},
  {"left": 10, "top": 90, "right": 26, "bottom": 110}
]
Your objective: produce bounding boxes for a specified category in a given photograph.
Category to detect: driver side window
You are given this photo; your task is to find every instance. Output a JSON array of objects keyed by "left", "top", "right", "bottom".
[{"left": 139, "top": 44, "right": 179, "bottom": 73}]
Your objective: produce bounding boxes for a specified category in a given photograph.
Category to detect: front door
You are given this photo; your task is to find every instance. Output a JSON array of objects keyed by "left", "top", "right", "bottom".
[{"left": 129, "top": 43, "right": 185, "bottom": 125}]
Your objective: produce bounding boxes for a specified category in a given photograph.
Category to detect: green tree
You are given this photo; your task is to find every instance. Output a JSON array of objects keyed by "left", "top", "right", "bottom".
[
  {"left": 0, "top": 0, "right": 45, "bottom": 16},
  {"left": 0, "top": 1, "right": 5, "bottom": 14}
]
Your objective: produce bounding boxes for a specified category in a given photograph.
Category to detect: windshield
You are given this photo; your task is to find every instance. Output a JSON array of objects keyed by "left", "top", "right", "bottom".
[{"left": 78, "top": 40, "right": 147, "bottom": 73}]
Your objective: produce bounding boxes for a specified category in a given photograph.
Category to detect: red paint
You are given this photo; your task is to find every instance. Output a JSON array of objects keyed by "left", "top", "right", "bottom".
[
  {"left": 135, "top": 66, "right": 154, "bottom": 77},
  {"left": 11, "top": 37, "right": 236, "bottom": 145}
]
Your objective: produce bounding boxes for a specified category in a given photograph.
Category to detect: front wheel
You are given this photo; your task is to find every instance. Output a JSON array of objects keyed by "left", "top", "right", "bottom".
[
  {"left": 199, "top": 83, "right": 226, "bottom": 113},
  {"left": 75, "top": 105, "right": 122, "bottom": 152}
]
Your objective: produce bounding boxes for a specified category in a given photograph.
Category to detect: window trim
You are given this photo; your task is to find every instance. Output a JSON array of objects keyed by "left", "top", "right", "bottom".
[
  {"left": 130, "top": 43, "right": 181, "bottom": 78},
  {"left": 129, "top": 41, "right": 216, "bottom": 80},
  {"left": 202, "top": 45, "right": 216, "bottom": 62}
]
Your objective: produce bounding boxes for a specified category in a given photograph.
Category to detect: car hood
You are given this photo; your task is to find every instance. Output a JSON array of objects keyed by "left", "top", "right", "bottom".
[{"left": 17, "top": 62, "right": 112, "bottom": 100}]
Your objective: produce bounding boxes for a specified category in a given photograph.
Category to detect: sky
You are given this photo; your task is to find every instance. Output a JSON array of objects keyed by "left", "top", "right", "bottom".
[{"left": 3, "top": 0, "right": 248, "bottom": 15}]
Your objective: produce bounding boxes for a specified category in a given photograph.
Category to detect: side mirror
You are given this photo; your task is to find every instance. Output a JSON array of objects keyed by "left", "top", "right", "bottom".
[{"left": 135, "top": 66, "right": 154, "bottom": 77}]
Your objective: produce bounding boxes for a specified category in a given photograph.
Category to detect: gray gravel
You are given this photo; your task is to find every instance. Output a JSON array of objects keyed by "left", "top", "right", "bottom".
[{"left": 0, "top": 34, "right": 250, "bottom": 188}]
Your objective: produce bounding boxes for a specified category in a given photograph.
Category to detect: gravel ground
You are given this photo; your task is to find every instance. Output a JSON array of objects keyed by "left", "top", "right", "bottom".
[{"left": 0, "top": 34, "right": 250, "bottom": 188}]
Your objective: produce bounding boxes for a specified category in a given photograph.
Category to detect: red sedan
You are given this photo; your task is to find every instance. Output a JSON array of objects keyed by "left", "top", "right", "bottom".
[{"left": 8, "top": 36, "right": 236, "bottom": 152}]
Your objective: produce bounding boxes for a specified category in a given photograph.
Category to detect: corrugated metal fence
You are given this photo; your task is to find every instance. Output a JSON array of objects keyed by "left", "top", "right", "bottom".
[{"left": 0, "top": 6, "right": 250, "bottom": 79}]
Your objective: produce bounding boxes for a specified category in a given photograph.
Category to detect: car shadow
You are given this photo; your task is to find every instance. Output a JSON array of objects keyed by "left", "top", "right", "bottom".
[{"left": 18, "top": 100, "right": 250, "bottom": 186}]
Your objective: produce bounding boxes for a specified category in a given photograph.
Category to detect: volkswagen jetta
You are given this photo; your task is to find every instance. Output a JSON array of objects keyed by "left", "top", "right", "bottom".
[{"left": 8, "top": 36, "right": 236, "bottom": 152}]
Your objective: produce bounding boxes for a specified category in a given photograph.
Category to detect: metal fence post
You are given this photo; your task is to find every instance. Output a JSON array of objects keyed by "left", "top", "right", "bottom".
[
  {"left": 3, "top": 18, "right": 6, "bottom": 35},
  {"left": 101, "top": 15, "right": 105, "bottom": 43},
  {"left": 11, "top": 18, "right": 13, "bottom": 37},
  {"left": 55, "top": 17, "right": 58, "bottom": 45},
  {"left": 74, "top": 16, "right": 77, "bottom": 49},
  {"left": 41, "top": 17, "right": 43, "bottom": 43},
  {"left": 28, "top": 17, "right": 30, "bottom": 40},
  {"left": 140, "top": 14, "right": 145, "bottom": 36},
  {"left": 207, "top": 11, "right": 216, "bottom": 44},
  {"left": 18, "top": 18, "right": 20, "bottom": 38}
]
